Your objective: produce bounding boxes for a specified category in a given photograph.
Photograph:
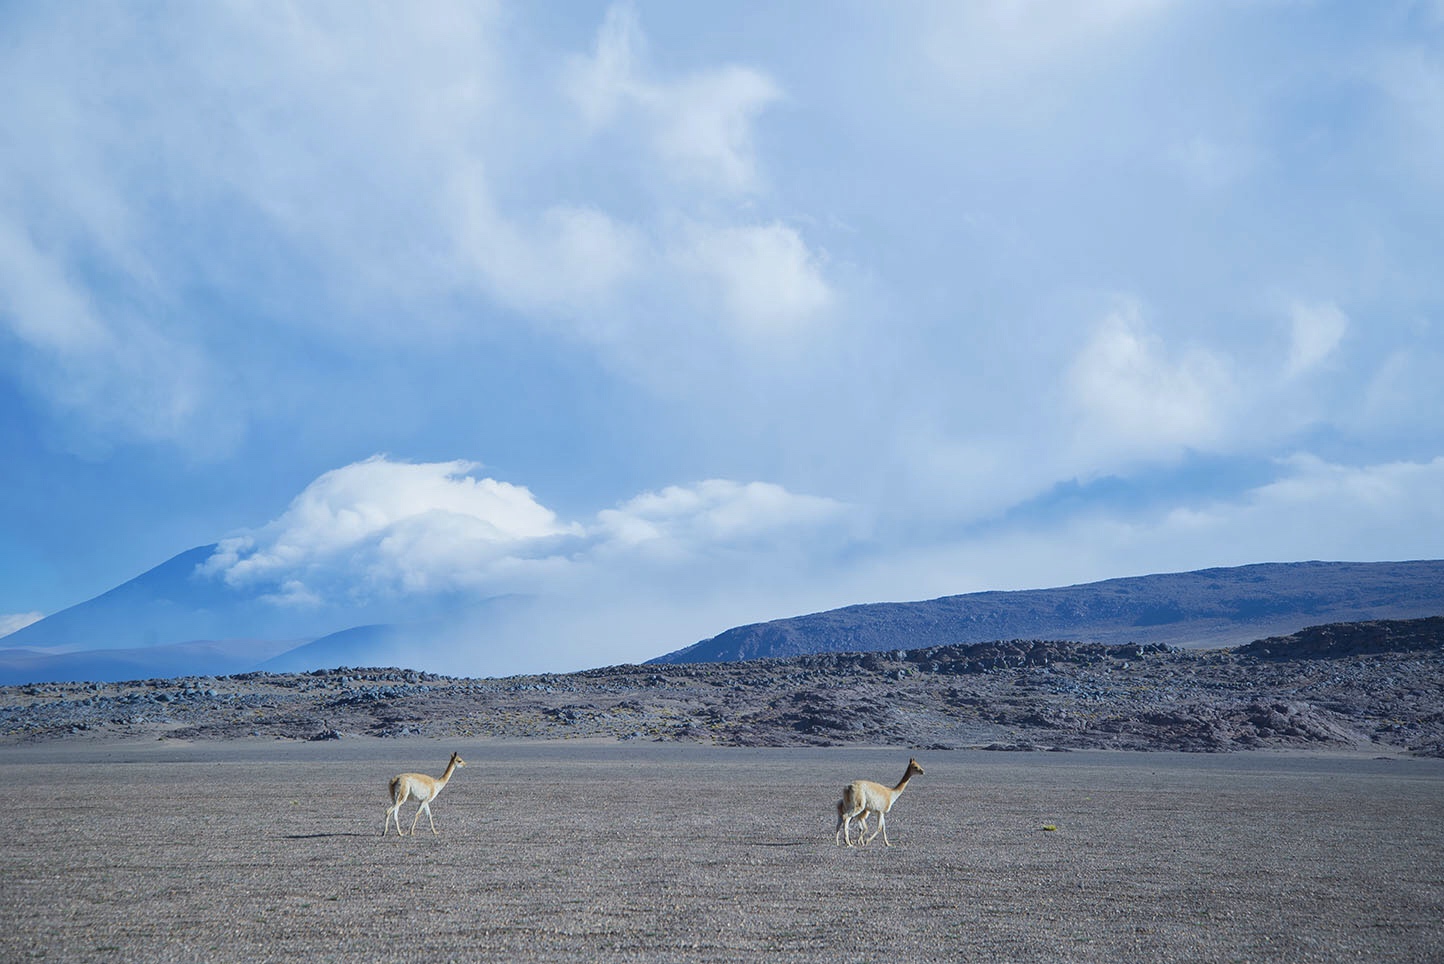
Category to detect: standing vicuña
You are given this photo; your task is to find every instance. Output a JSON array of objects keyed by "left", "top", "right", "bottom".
[
  {"left": 384, "top": 752, "right": 466, "bottom": 836},
  {"left": 834, "top": 757, "right": 924, "bottom": 847}
]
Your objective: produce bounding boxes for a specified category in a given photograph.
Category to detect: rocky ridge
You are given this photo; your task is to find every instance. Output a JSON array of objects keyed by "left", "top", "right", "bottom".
[{"left": 2, "top": 617, "right": 1441, "bottom": 756}]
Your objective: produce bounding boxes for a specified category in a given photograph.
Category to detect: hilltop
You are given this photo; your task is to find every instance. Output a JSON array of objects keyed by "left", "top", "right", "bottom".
[{"left": 652, "top": 560, "right": 1444, "bottom": 663}]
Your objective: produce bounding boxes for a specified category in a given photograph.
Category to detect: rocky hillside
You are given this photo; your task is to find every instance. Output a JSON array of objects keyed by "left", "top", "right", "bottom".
[
  {"left": 651, "top": 560, "right": 1444, "bottom": 663},
  {"left": 3, "top": 617, "right": 1441, "bottom": 757}
]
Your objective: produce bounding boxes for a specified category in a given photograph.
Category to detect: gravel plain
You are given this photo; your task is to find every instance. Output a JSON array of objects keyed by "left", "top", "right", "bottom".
[{"left": 2, "top": 739, "right": 1441, "bottom": 963}]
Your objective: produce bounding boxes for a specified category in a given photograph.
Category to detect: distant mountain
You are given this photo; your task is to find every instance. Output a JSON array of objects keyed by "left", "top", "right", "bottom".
[
  {"left": 650, "top": 560, "right": 1444, "bottom": 664},
  {"left": 0, "top": 545, "right": 424, "bottom": 684},
  {"left": 0, "top": 544, "right": 348, "bottom": 683},
  {"left": 0, "top": 545, "right": 338, "bottom": 653}
]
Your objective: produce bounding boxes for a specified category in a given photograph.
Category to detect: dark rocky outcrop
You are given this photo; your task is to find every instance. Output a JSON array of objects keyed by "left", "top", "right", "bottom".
[{"left": 1236, "top": 616, "right": 1444, "bottom": 659}]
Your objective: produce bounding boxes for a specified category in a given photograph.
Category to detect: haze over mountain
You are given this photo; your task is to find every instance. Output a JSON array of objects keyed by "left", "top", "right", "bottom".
[{"left": 651, "top": 560, "right": 1444, "bottom": 664}]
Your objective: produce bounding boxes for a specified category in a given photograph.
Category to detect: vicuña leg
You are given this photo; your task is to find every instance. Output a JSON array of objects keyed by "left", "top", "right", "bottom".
[
  {"left": 384, "top": 792, "right": 404, "bottom": 836},
  {"left": 836, "top": 787, "right": 868, "bottom": 847},
  {"left": 864, "top": 811, "right": 882, "bottom": 845}
]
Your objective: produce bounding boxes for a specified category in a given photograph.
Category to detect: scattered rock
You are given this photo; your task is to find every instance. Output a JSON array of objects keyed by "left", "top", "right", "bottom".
[{"left": 2, "top": 619, "right": 1442, "bottom": 754}]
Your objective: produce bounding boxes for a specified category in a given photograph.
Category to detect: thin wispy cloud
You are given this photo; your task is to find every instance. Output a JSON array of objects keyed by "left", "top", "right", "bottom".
[
  {"left": 565, "top": 1, "right": 781, "bottom": 195},
  {"left": 0, "top": 613, "right": 45, "bottom": 640},
  {"left": 670, "top": 220, "right": 832, "bottom": 338},
  {"left": 1285, "top": 302, "right": 1348, "bottom": 379},
  {"left": 1066, "top": 303, "right": 1233, "bottom": 463}
]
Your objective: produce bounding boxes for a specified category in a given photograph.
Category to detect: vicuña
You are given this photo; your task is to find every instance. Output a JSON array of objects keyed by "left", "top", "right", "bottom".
[
  {"left": 384, "top": 752, "right": 466, "bottom": 837},
  {"left": 834, "top": 757, "right": 924, "bottom": 847}
]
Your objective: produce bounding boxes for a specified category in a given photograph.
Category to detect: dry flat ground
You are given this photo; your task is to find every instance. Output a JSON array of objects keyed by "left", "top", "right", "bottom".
[{"left": 1, "top": 741, "right": 1441, "bottom": 964}]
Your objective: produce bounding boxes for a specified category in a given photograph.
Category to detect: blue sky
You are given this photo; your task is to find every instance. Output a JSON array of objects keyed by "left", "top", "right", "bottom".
[{"left": 2, "top": 1, "right": 1442, "bottom": 672}]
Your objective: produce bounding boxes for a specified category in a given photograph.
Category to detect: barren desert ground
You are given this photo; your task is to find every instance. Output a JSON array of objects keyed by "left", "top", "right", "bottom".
[{"left": 2, "top": 740, "right": 1441, "bottom": 963}]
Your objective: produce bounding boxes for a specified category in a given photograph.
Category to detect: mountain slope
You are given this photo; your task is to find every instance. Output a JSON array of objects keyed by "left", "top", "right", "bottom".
[
  {"left": 0, "top": 545, "right": 335, "bottom": 652},
  {"left": 0, "top": 545, "right": 469, "bottom": 683},
  {"left": 650, "top": 560, "right": 1444, "bottom": 664},
  {"left": 0, "top": 545, "right": 416, "bottom": 684}
]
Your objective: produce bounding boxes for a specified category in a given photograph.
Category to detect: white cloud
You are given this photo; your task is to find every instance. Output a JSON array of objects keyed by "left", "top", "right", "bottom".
[
  {"left": 201, "top": 456, "right": 581, "bottom": 599},
  {"left": 671, "top": 221, "right": 832, "bottom": 337},
  {"left": 0, "top": 1, "right": 513, "bottom": 448},
  {"left": 0, "top": 223, "right": 221, "bottom": 451},
  {"left": 0, "top": 0, "right": 834, "bottom": 455},
  {"left": 566, "top": 1, "right": 781, "bottom": 194},
  {"left": 0, "top": 612, "right": 45, "bottom": 639},
  {"left": 1066, "top": 303, "right": 1233, "bottom": 461},
  {"left": 0, "top": 223, "right": 111, "bottom": 354},
  {"left": 1128, "top": 454, "right": 1444, "bottom": 571},
  {"left": 556, "top": 4, "right": 834, "bottom": 343},
  {"left": 1242, "top": 453, "right": 1444, "bottom": 533},
  {"left": 1352, "top": 344, "right": 1444, "bottom": 436},
  {"left": 199, "top": 457, "right": 853, "bottom": 611},
  {"left": 1285, "top": 301, "right": 1348, "bottom": 378},
  {"left": 920, "top": 0, "right": 1172, "bottom": 102},
  {"left": 822, "top": 453, "right": 1444, "bottom": 611},
  {"left": 595, "top": 479, "right": 849, "bottom": 557},
  {"left": 448, "top": 173, "right": 644, "bottom": 323},
  {"left": 649, "top": 67, "right": 781, "bottom": 194},
  {"left": 565, "top": 1, "right": 644, "bottom": 130},
  {"left": 1167, "top": 134, "right": 1259, "bottom": 191},
  {"left": 261, "top": 580, "right": 325, "bottom": 610},
  {"left": 1373, "top": 36, "right": 1444, "bottom": 186}
]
